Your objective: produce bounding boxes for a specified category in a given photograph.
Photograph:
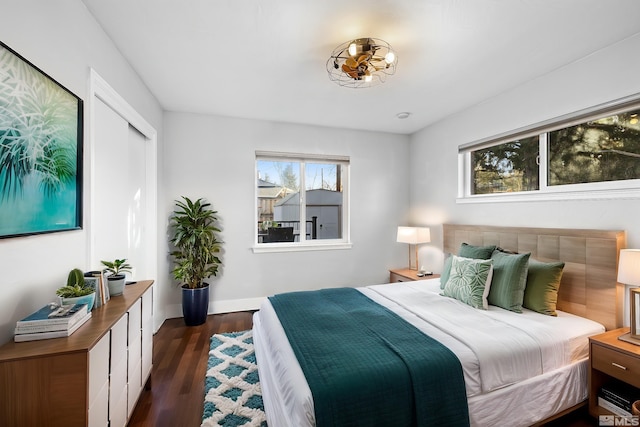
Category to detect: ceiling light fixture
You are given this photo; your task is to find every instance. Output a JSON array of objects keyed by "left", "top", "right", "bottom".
[{"left": 326, "top": 37, "right": 398, "bottom": 88}]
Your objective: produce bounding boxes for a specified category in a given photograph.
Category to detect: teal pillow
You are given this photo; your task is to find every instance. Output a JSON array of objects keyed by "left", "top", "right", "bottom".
[
  {"left": 487, "top": 250, "right": 531, "bottom": 312},
  {"left": 523, "top": 259, "right": 565, "bottom": 316},
  {"left": 458, "top": 243, "right": 496, "bottom": 260},
  {"left": 442, "top": 256, "right": 494, "bottom": 310},
  {"left": 440, "top": 254, "right": 453, "bottom": 289}
]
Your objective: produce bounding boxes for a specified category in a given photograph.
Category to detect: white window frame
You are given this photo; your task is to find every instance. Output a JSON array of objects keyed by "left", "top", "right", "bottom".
[
  {"left": 458, "top": 93, "right": 640, "bottom": 203},
  {"left": 253, "top": 151, "right": 352, "bottom": 253}
]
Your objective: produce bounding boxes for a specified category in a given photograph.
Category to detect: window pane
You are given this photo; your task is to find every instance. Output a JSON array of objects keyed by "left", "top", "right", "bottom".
[
  {"left": 472, "top": 137, "right": 539, "bottom": 194},
  {"left": 257, "top": 160, "right": 299, "bottom": 243},
  {"left": 305, "top": 163, "right": 343, "bottom": 240},
  {"left": 548, "top": 109, "right": 640, "bottom": 186}
]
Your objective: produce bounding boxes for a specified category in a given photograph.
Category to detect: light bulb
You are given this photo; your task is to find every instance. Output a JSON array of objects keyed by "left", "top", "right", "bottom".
[
  {"left": 384, "top": 51, "right": 396, "bottom": 64},
  {"left": 348, "top": 43, "right": 357, "bottom": 56}
]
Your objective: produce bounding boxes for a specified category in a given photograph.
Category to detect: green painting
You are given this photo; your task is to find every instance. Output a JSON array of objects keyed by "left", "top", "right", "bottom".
[{"left": 0, "top": 42, "right": 82, "bottom": 238}]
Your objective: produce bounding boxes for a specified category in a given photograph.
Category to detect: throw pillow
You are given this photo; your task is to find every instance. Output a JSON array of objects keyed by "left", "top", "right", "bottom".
[
  {"left": 523, "top": 259, "right": 565, "bottom": 316},
  {"left": 487, "top": 250, "right": 531, "bottom": 313},
  {"left": 458, "top": 243, "right": 497, "bottom": 260},
  {"left": 440, "top": 253, "right": 453, "bottom": 289},
  {"left": 442, "top": 255, "right": 494, "bottom": 309}
]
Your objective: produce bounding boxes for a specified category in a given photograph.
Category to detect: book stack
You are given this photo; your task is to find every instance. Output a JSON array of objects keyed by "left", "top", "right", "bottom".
[
  {"left": 85, "top": 271, "right": 109, "bottom": 308},
  {"left": 598, "top": 380, "right": 639, "bottom": 417},
  {"left": 14, "top": 303, "right": 91, "bottom": 342}
]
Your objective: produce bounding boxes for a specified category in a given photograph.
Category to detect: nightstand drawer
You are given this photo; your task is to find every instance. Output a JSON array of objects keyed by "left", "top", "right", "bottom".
[
  {"left": 592, "top": 343, "right": 640, "bottom": 388},
  {"left": 390, "top": 272, "right": 409, "bottom": 282}
]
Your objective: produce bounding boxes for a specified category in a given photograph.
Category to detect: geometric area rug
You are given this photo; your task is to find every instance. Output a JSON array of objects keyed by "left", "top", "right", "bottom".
[{"left": 201, "top": 330, "right": 268, "bottom": 427}]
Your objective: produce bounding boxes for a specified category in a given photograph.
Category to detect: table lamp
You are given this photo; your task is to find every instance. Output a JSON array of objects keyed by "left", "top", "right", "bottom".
[
  {"left": 617, "top": 249, "right": 640, "bottom": 345},
  {"left": 396, "top": 226, "right": 430, "bottom": 270}
]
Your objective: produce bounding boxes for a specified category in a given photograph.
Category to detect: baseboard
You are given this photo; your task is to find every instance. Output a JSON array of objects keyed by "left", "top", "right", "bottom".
[
  {"left": 210, "top": 297, "right": 266, "bottom": 314},
  {"left": 164, "top": 296, "right": 266, "bottom": 320}
]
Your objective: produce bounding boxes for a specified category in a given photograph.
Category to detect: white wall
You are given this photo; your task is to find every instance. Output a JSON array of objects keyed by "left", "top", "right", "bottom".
[
  {"left": 0, "top": 0, "right": 163, "bottom": 344},
  {"left": 162, "top": 112, "right": 410, "bottom": 317},
  {"left": 409, "top": 33, "right": 640, "bottom": 272}
]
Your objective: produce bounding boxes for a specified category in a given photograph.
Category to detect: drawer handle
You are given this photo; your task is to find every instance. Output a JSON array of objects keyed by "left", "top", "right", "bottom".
[{"left": 611, "top": 362, "right": 627, "bottom": 370}]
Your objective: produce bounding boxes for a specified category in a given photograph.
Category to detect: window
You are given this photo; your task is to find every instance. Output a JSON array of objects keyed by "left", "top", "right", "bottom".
[
  {"left": 459, "top": 96, "right": 640, "bottom": 202},
  {"left": 548, "top": 109, "right": 640, "bottom": 186},
  {"left": 472, "top": 136, "right": 539, "bottom": 194},
  {"left": 255, "top": 151, "right": 350, "bottom": 251}
]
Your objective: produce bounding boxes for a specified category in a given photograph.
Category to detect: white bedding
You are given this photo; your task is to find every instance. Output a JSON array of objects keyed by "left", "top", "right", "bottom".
[{"left": 252, "top": 278, "right": 605, "bottom": 427}]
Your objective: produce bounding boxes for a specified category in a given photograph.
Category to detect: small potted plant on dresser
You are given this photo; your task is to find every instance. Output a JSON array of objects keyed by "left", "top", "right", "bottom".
[
  {"left": 56, "top": 268, "right": 96, "bottom": 310},
  {"left": 100, "top": 258, "right": 133, "bottom": 296},
  {"left": 169, "top": 196, "right": 223, "bottom": 326}
]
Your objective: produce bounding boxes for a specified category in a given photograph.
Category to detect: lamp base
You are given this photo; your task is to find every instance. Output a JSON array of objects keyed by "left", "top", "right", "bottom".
[{"left": 618, "top": 332, "right": 640, "bottom": 346}]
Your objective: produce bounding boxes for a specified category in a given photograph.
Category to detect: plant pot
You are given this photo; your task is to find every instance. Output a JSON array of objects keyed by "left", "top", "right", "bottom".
[
  {"left": 182, "top": 283, "right": 210, "bottom": 326},
  {"left": 107, "top": 274, "right": 126, "bottom": 296},
  {"left": 61, "top": 292, "right": 96, "bottom": 311}
]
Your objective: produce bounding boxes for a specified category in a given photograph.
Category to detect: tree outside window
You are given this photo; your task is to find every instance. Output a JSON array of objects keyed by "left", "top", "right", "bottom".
[{"left": 465, "top": 104, "right": 640, "bottom": 198}]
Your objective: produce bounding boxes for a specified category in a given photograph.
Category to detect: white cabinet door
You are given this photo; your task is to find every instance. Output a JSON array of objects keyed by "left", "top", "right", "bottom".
[
  {"left": 109, "top": 314, "right": 128, "bottom": 427},
  {"left": 141, "top": 286, "right": 153, "bottom": 382},
  {"left": 88, "top": 332, "right": 110, "bottom": 427},
  {"left": 127, "top": 298, "right": 143, "bottom": 416}
]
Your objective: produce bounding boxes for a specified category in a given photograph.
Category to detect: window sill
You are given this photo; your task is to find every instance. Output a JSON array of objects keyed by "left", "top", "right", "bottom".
[
  {"left": 457, "top": 187, "right": 640, "bottom": 204},
  {"left": 252, "top": 241, "right": 353, "bottom": 253}
]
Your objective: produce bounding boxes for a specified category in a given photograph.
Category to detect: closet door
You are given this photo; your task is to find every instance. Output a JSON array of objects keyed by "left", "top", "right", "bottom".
[{"left": 92, "top": 99, "right": 147, "bottom": 277}]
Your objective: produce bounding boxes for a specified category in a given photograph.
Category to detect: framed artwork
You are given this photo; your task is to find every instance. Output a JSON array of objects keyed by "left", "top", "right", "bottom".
[{"left": 0, "top": 41, "right": 83, "bottom": 238}]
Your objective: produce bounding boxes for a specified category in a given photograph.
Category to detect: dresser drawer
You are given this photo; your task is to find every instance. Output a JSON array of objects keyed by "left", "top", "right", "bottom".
[{"left": 592, "top": 343, "right": 640, "bottom": 388}]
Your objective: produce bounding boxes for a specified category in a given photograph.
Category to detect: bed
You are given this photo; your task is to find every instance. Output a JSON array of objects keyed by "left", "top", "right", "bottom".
[{"left": 252, "top": 224, "right": 626, "bottom": 426}]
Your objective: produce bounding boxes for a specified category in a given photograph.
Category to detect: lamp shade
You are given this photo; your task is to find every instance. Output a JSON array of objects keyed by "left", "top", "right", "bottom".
[
  {"left": 618, "top": 249, "right": 640, "bottom": 286},
  {"left": 396, "top": 227, "right": 430, "bottom": 244}
]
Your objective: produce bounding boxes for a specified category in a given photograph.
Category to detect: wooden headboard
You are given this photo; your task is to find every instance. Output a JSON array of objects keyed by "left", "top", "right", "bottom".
[{"left": 443, "top": 224, "right": 626, "bottom": 330}]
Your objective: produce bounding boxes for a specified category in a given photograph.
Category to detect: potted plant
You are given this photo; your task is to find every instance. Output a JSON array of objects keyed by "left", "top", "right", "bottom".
[
  {"left": 169, "top": 196, "right": 222, "bottom": 326},
  {"left": 101, "top": 258, "right": 132, "bottom": 296},
  {"left": 56, "top": 268, "right": 96, "bottom": 310}
]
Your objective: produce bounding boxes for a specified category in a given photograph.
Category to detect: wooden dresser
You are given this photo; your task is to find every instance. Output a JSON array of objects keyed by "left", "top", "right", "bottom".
[{"left": 0, "top": 280, "right": 154, "bottom": 427}]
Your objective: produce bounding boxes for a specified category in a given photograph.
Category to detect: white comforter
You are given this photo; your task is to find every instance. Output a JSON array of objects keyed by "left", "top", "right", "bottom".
[{"left": 253, "top": 279, "right": 605, "bottom": 426}]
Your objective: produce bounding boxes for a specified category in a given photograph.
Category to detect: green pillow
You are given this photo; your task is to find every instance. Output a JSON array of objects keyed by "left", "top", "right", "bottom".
[
  {"left": 440, "top": 254, "right": 453, "bottom": 289},
  {"left": 459, "top": 243, "right": 497, "bottom": 260},
  {"left": 487, "top": 250, "right": 531, "bottom": 313},
  {"left": 441, "top": 243, "right": 497, "bottom": 290},
  {"left": 523, "top": 259, "right": 565, "bottom": 316},
  {"left": 442, "top": 256, "right": 494, "bottom": 309}
]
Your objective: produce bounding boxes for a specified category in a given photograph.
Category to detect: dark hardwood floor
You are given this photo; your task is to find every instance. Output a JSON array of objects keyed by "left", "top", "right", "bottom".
[
  {"left": 128, "top": 311, "right": 255, "bottom": 427},
  {"left": 128, "top": 311, "right": 598, "bottom": 427}
]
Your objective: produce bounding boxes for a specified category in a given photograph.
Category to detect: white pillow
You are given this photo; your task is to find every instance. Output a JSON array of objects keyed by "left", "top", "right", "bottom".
[{"left": 441, "top": 255, "right": 494, "bottom": 309}]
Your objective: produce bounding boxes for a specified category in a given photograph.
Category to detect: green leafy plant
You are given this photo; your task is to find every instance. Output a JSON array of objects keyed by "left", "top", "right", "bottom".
[
  {"left": 169, "top": 196, "right": 222, "bottom": 289},
  {"left": 56, "top": 268, "right": 94, "bottom": 298},
  {"left": 101, "top": 258, "right": 133, "bottom": 276}
]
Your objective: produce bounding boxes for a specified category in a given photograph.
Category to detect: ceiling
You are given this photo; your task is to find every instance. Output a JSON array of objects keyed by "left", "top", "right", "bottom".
[{"left": 81, "top": 0, "right": 640, "bottom": 135}]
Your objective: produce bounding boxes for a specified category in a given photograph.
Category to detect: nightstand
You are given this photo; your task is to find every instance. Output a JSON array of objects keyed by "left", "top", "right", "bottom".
[
  {"left": 588, "top": 327, "right": 640, "bottom": 417},
  {"left": 389, "top": 268, "right": 440, "bottom": 283}
]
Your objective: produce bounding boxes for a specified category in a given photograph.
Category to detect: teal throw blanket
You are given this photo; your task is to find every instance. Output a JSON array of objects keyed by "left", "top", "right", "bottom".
[{"left": 269, "top": 287, "right": 469, "bottom": 427}]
